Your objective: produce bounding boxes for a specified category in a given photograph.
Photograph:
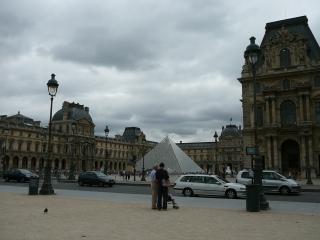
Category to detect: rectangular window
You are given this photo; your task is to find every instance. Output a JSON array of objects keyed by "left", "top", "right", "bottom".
[
  {"left": 257, "top": 106, "right": 263, "bottom": 127},
  {"left": 314, "top": 76, "right": 320, "bottom": 88},
  {"left": 315, "top": 102, "right": 320, "bottom": 123},
  {"left": 283, "top": 79, "right": 290, "bottom": 90}
]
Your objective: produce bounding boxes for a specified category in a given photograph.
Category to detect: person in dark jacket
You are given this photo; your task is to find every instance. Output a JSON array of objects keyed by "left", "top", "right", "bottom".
[{"left": 155, "top": 162, "right": 169, "bottom": 210}]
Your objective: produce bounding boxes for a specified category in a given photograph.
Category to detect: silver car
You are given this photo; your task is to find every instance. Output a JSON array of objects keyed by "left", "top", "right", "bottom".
[
  {"left": 236, "top": 170, "right": 301, "bottom": 195},
  {"left": 174, "top": 174, "right": 246, "bottom": 199}
]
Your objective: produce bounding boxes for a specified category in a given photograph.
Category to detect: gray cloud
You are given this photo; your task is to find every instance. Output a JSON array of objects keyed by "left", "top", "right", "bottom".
[{"left": 1, "top": 0, "right": 320, "bottom": 142}]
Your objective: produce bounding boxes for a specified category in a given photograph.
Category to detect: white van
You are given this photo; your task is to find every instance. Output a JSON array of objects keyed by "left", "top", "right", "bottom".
[{"left": 236, "top": 170, "right": 301, "bottom": 195}]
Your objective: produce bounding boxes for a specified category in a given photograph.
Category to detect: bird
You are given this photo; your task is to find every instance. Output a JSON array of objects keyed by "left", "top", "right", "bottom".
[{"left": 43, "top": 208, "right": 48, "bottom": 214}]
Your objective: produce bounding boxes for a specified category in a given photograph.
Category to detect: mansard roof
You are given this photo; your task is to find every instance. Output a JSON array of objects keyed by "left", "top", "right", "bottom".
[
  {"left": 52, "top": 101, "right": 93, "bottom": 123},
  {"left": 261, "top": 16, "right": 320, "bottom": 61}
]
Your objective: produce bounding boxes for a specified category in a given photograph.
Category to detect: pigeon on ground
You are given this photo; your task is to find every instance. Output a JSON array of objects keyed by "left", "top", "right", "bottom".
[{"left": 44, "top": 208, "right": 48, "bottom": 214}]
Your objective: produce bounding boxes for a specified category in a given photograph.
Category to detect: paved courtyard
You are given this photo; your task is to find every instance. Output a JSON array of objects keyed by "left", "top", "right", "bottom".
[{"left": 1, "top": 186, "right": 320, "bottom": 240}]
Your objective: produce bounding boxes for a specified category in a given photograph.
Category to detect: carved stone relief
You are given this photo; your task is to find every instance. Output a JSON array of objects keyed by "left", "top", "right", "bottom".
[{"left": 261, "top": 26, "right": 308, "bottom": 72}]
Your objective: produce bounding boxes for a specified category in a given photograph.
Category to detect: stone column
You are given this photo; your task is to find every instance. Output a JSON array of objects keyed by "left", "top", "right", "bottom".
[
  {"left": 27, "top": 158, "right": 32, "bottom": 169},
  {"left": 272, "top": 98, "right": 276, "bottom": 124},
  {"left": 9, "top": 158, "right": 13, "bottom": 169},
  {"left": 299, "top": 95, "right": 304, "bottom": 122},
  {"left": 266, "top": 137, "right": 272, "bottom": 168},
  {"left": 308, "top": 137, "right": 313, "bottom": 167},
  {"left": 300, "top": 136, "right": 306, "bottom": 169},
  {"left": 265, "top": 98, "right": 270, "bottom": 125},
  {"left": 36, "top": 158, "right": 40, "bottom": 170},
  {"left": 273, "top": 137, "right": 279, "bottom": 170},
  {"left": 306, "top": 95, "right": 310, "bottom": 121}
]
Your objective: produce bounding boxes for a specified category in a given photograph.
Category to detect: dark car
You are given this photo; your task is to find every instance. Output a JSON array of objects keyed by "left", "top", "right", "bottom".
[
  {"left": 3, "top": 169, "right": 39, "bottom": 182},
  {"left": 78, "top": 171, "right": 115, "bottom": 187}
]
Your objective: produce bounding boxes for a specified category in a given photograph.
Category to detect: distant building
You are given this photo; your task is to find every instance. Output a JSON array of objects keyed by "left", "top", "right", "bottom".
[
  {"left": 239, "top": 16, "right": 320, "bottom": 178},
  {"left": 177, "top": 124, "right": 243, "bottom": 174},
  {"left": 0, "top": 101, "right": 154, "bottom": 175},
  {"left": 0, "top": 103, "right": 243, "bottom": 176}
]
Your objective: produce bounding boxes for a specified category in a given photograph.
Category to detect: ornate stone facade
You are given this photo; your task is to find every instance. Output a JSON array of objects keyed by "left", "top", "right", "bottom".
[
  {"left": 0, "top": 102, "right": 153, "bottom": 176},
  {"left": 239, "top": 16, "right": 320, "bottom": 178},
  {"left": 0, "top": 103, "right": 243, "bottom": 175}
]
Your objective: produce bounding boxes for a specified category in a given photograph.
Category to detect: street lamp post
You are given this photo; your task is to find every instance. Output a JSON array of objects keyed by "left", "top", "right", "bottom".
[
  {"left": 104, "top": 125, "right": 109, "bottom": 175},
  {"left": 140, "top": 134, "right": 146, "bottom": 181},
  {"left": 213, "top": 131, "right": 220, "bottom": 176},
  {"left": 245, "top": 37, "right": 269, "bottom": 210},
  {"left": 40, "top": 73, "right": 59, "bottom": 195},
  {"left": 68, "top": 122, "right": 76, "bottom": 180},
  {"left": 2, "top": 127, "right": 9, "bottom": 172}
]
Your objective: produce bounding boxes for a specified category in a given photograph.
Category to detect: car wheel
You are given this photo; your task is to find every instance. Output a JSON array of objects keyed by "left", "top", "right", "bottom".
[
  {"left": 108, "top": 183, "right": 113, "bottom": 187},
  {"left": 78, "top": 181, "right": 84, "bottom": 186},
  {"left": 19, "top": 177, "right": 25, "bottom": 183},
  {"left": 183, "top": 188, "right": 193, "bottom": 197},
  {"left": 280, "top": 186, "right": 290, "bottom": 195},
  {"left": 226, "top": 189, "right": 237, "bottom": 199},
  {"left": 99, "top": 182, "right": 105, "bottom": 187},
  {"left": 4, "top": 177, "right": 9, "bottom": 182}
]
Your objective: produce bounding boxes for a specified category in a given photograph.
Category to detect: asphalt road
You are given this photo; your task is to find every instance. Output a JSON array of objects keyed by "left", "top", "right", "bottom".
[{"left": 1, "top": 179, "right": 319, "bottom": 203}]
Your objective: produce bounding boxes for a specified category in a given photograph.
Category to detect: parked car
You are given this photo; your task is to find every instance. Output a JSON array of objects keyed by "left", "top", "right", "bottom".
[
  {"left": 3, "top": 169, "right": 39, "bottom": 182},
  {"left": 235, "top": 169, "right": 301, "bottom": 195},
  {"left": 78, "top": 171, "right": 115, "bottom": 187},
  {"left": 174, "top": 174, "right": 246, "bottom": 199}
]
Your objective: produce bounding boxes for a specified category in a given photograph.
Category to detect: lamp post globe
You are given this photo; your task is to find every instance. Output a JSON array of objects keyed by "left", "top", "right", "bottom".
[
  {"left": 104, "top": 125, "right": 109, "bottom": 175},
  {"left": 40, "top": 73, "right": 59, "bottom": 195}
]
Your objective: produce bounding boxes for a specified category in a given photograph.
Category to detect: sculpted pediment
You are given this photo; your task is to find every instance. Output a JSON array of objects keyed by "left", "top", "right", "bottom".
[{"left": 268, "top": 26, "right": 305, "bottom": 46}]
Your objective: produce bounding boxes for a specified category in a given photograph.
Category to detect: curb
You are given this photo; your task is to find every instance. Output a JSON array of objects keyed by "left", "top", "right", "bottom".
[{"left": 57, "top": 180, "right": 320, "bottom": 192}]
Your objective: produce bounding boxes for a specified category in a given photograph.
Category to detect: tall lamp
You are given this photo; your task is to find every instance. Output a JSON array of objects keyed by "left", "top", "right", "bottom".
[
  {"left": 104, "top": 125, "right": 109, "bottom": 175},
  {"left": 68, "top": 122, "right": 76, "bottom": 180},
  {"left": 245, "top": 37, "right": 269, "bottom": 210},
  {"left": 213, "top": 131, "right": 219, "bottom": 176},
  {"left": 140, "top": 134, "right": 146, "bottom": 181},
  {"left": 40, "top": 73, "right": 59, "bottom": 195},
  {"left": 2, "top": 127, "right": 9, "bottom": 172}
]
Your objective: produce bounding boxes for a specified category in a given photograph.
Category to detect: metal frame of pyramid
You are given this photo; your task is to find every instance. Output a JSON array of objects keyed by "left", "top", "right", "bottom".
[{"left": 136, "top": 136, "right": 204, "bottom": 174}]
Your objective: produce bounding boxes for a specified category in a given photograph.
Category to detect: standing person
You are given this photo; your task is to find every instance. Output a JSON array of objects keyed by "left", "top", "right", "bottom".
[
  {"left": 150, "top": 165, "right": 158, "bottom": 209},
  {"left": 156, "top": 162, "right": 169, "bottom": 211}
]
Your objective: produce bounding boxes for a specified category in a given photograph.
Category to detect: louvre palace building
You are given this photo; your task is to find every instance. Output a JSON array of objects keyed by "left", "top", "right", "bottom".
[
  {"left": 1, "top": 16, "right": 320, "bottom": 180},
  {"left": 0, "top": 100, "right": 242, "bottom": 176},
  {"left": 239, "top": 16, "right": 320, "bottom": 178}
]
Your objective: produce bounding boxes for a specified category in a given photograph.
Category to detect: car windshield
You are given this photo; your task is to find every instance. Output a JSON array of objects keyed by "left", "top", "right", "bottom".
[
  {"left": 20, "top": 169, "right": 31, "bottom": 174},
  {"left": 274, "top": 172, "right": 286, "bottom": 179},
  {"left": 216, "top": 176, "right": 229, "bottom": 183},
  {"left": 95, "top": 172, "right": 108, "bottom": 178}
]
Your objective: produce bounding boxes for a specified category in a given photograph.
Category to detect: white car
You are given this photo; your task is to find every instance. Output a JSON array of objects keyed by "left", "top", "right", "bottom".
[
  {"left": 235, "top": 170, "right": 301, "bottom": 195},
  {"left": 174, "top": 174, "right": 246, "bottom": 199}
]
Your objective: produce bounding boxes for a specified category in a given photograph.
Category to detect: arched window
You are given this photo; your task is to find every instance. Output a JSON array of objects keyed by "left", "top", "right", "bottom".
[
  {"left": 280, "top": 48, "right": 291, "bottom": 68},
  {"left": 281, "top": 100, "right": 296, "bottom": 126}
]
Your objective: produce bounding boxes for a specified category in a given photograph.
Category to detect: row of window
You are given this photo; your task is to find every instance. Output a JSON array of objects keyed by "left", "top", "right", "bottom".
[{"left": 255, "top": 100, "right": 320, "bottom": 126}]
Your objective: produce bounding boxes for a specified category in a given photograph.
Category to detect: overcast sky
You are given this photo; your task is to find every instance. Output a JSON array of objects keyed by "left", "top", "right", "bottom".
[{"left": 1, "top": 0, "right": 319, "bottom": 143}]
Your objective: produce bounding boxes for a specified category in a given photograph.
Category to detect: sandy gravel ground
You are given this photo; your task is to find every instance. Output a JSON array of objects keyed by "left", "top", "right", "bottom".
[{"left": 0, "top": 192, "right": 319, "bottom": 240}]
